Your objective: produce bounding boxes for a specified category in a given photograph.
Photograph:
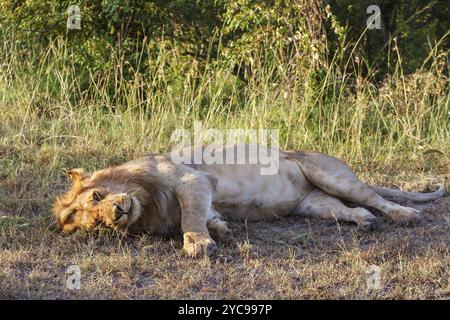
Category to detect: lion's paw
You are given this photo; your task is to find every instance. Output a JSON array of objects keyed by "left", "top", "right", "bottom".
[
  {"left": 183, "top": 232, "right": 217, "bottom": 257},
  {"left": 353, "top": 208, "right": 380, "bottom": 232},
  {"left": 209, "top": 223, "right": 235, "bottom": 244},
  {"left": 390, "top": 207, "right": 423, "bottom": 226}
]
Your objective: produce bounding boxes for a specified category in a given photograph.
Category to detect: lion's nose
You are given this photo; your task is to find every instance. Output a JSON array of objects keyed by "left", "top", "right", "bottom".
[{"left": 114, "top": 205, "right": 126, "bottom": 220}]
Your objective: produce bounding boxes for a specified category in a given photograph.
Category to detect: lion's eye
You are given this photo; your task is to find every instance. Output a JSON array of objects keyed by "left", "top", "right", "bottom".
[{"left": 92, "top": 191, "right": 102, "bottom": 203}]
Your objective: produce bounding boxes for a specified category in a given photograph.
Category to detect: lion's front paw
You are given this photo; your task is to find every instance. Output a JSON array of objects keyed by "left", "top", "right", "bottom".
[
  {"left": 183, "top": 232, "right": 216, "bottom": 257},
  {"left": 209, "top": 222, "right": 235, "bottom": 244}
]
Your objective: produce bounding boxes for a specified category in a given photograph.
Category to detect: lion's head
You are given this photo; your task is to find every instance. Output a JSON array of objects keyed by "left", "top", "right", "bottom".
[{"left": 52, "top": 167, "right": 157, "bottom": 234}]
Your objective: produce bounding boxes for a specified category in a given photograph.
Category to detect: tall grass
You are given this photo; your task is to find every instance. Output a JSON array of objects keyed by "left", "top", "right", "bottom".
[{"left": 0, "top": 34, "right": 449, "bottom": 214}]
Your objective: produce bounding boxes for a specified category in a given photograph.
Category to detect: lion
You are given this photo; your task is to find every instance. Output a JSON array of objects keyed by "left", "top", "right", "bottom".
[{"left": 53, "top": 144, "right": 445, "bottom": 257}]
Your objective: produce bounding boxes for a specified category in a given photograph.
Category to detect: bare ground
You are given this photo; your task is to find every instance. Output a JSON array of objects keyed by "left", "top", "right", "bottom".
[{"left": 0, "top": 173, "right": 449, "bottom": 299}]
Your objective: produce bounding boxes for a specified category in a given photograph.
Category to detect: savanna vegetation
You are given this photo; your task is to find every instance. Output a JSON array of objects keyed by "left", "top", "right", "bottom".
[{"left": 0, "top": 0, "right": 449, "bottom": 299}]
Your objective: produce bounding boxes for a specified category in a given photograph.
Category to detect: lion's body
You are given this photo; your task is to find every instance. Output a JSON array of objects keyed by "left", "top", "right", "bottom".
[
  {"left": 188, "top": 146, "right": 312, "bottom": 221},
  {"left": 53, "top": 144, "right": 445, "bottom": 257}
]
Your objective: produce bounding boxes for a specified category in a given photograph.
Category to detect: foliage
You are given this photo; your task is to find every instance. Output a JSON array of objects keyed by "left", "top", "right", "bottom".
[
  {"left": 327, "top": 0, "right": 450, "bottom": 74},
  {"left": 1, "top": 1, "right": 448, "bottom": 87}
]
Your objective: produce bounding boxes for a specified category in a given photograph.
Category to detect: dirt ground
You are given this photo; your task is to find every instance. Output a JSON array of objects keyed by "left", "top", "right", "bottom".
[{"left": 0, "top": 174, "right": 448, "bottom": 299}]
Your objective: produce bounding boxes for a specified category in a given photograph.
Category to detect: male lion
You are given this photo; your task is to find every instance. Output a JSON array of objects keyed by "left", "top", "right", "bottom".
[{"left": 53, "top": 144, "right": 445, "bottom": 257}]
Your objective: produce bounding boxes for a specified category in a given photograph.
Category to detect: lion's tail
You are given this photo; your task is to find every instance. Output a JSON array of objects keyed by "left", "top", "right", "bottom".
[{"left": 368, "top": 184, "right": 445, "bottom": 202}]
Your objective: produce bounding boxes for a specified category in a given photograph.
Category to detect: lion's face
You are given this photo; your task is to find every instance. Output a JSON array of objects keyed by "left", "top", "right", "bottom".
[{"left": 53, "top": 168, "right": 141, "bottom": 233}]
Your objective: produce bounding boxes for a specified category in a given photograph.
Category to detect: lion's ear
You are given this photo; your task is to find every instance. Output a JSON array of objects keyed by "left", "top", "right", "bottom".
[{"left": 67, "top": 168, "right": 88, "bottom": 185}]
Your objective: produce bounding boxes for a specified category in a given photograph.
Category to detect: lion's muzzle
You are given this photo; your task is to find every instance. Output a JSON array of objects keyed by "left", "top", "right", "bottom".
[
  {"left": 98, "top": 194, "right": 134, "bottom": 228},
  {"left": 113, "top": 200, "right": 131, "bottom": 220}
]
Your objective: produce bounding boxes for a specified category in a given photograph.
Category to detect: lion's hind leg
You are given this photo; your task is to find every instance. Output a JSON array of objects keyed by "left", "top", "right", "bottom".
[
  {"left": 207, "top": 209, "right": 234, "bottom": 243},
  {"left": 293, "top": 152, "right": 422, "bottom": 225},
  {"left": 295, "top": 189, "right": 378, "bottom": 231}
]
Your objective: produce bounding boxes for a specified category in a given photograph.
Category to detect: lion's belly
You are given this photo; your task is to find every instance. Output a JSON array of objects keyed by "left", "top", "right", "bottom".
[{"left": 198, "top": 158, "right": 312, "bottom": 220}]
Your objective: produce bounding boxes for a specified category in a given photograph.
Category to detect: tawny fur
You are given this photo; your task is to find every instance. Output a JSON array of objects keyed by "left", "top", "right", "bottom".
[{"left": 53, "top": 144, "right": 445, "bottom": 257}]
